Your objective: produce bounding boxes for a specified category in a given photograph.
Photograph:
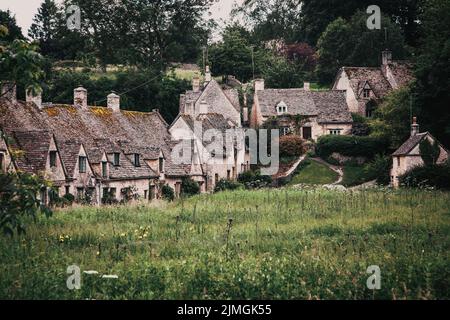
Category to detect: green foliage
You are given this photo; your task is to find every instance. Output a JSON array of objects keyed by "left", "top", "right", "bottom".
[
  {"left": 316, "top": 11, "right": 408, "bottom": 84},
  {"left": 162, "top": 184, "right": 175, "bottom": 202},
  {"left": 214, "top": 179, "right": 243, "bottom": 193},
  {"left": 63, "top": 193, "right": 75, "bottom": 205},
  {"left": 1, "top": 188, "right": 448, "bottom": 299},
  {"left": 399, "top": 163, "right": 450, "bottom": 190},
  {"left": 237, "top": 170, "right": 272, "bottom": 189},
  {"left": 351, "top": 113, "right": 370, "bottom": 136},
  {"left": 0, "top": 172, "right": 52, "bottom": 236},
  {"left": 180, "top": 178, "right": 200, "bottom": 197},
  {"left": 0, "top": 10, "right": 24, "bottom": 43},
  {"left": 262, "top": 55, "right": 306, "bottom": 89},
  {"left": 279, "top": 135, "right": 305, "bottom": 158},
  {"left": 420, "top": 139, "right": 441, "bottom": 166},
  {"left": 364, "top": 154, "right": 392, "bottom": 185},
  {"left": 316, "top": 135, "right": 390, "bottom": 159}
]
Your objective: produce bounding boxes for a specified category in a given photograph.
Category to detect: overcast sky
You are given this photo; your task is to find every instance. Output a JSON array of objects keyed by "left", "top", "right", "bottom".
[{"left": 0, "top": 0, "right": 244, "bottom": 38}]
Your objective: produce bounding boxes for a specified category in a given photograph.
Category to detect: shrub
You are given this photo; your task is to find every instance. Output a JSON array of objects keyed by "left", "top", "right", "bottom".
[
  {"left": 162, "top": 184, "right": 175, "bottom": 201},
  {"left": 214, "top": 179, "right": 243, "bottom": 192},
  {"left": 364, "top": 154, "right": 391, "bottom": 185},
  {"left": 279, "top": 135, "right": 305, "bottom": 158},
  {"left": 351, "top": 113, "right": 370, "bottom": 136},
  {"left": 181, "top": 178, "right": 200, "bottom": 197},
  {"left": 238, "top": 170, "right": 272, "bottom": 189},
  {"left": 419, "top": 139, "right": 440, "bottom": 166},
  {"left": 399, "top": 164, "right": 450, "bottom": 189},
  {"left": 316, "top": 135, "right": 389, "bottom": 159}
]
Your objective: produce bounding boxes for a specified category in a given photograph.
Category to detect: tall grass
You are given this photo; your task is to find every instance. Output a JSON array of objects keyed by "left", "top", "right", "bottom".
[{"left": 0, "top": 188, "right": 449, "bottom": 299}]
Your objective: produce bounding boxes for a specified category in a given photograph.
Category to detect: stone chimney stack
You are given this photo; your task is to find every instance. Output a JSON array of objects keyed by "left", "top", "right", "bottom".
[
  {"left": 185, "top": 100, "right": 194, "bottom": 115},
  {"left": 303, "top": 82, "right": 311, "bottom": 91},
  {"left": 1, "top": 81, "right": 17, "bottom": 103},
  {"left": 26, "top": 87, "right": 42, "bottom": 109},
  {"left": 74, "top": 86, "right": 88, "bottom": 108},
  {"left": 411, "top": 116, "right": 420, "bottom": 137},
  {"left": 205, "top": 65, "right": 212, "bottom": 83},
  {"left": 254, "top": 79, "right": 265, "bottom": 92},
  {"left": 192, "top": 76, "right": 200, "bottom": 92},
  {"left": 382, "top": 49, "right": 392, "bottom": 66},
  {"left": 243, "top": 107, "right": 249, "bottom": 123},
  {"left": 199, "top": 100, "right": 208, "bottom": 114},
  {"left": 107, "top": 92, "right": 120, "bottom": 112}
]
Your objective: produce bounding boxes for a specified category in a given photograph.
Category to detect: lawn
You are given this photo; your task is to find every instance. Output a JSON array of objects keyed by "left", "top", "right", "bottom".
[
  {"left": 1, "top": 188, "right": 449, "bottom": 300},
  {"left": 342, "top": 165, "right": 372, "bottom": 187},
  {"left": 289, "top": 160, "right": 338, "bottom": 185}
]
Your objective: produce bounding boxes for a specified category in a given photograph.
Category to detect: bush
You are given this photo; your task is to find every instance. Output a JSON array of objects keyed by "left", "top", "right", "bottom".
[
  {"left": 214, "top": 179, "right": 243, "bottom": 192},
  {"left": 316, "top": 135, "right": 389, "bottom": 159},
  {"left": 351, "top": 113, "right": 370, "bottom": 136},
  {"left": 237, "top": 170, "right": 272, "bottom": 189},
  {"left": 364, "top": 154, "right": 391, "bottom": 185},
  {"left": 63, "top": 193, "right": 75, "bottom": 204},
  {"left": 399, "top": 164, "right": 450, "bottom": 189},
  {"left": 279, "top": 135, "right": 305, "bottom": 158},
  {"left": 181, "top": 178, "right": 200, "bottom": 197},
  {"left": 162, "top": 184, "right": 175, "bottom": 201}
]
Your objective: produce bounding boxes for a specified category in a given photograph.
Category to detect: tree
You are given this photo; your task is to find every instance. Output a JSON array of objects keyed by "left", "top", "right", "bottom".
[
  {"left": 0, "top": 10, "right": 24, "bottom": 43},
  {"left": 414, "top": 0, "right": 450, "bottom": 148},
  {"left": 420, "top": 139, "right": 441, "bottom": 166},
  {"left": 28, "top": 0, "right": 64, "bottom": 58},
  {"left": 315, "top": 11, "right": 408, "bottom": 84},
  {"left": 0, "top": 172, "right": 52, "bottom": 236}
]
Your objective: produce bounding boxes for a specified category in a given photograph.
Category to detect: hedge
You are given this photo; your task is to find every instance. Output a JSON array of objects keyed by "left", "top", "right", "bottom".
[
  {"left": 399, "top": 164, "right": 450, "bottom": 190},
  {"left": 316, "top": 135, "right": 389, "bottom": 159}
]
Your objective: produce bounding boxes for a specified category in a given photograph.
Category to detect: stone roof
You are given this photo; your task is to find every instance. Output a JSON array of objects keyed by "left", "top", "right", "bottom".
[
  {"left": 256, "top": 89, "right": 352, "bottom": 123},
  {"left": 58, "top": 140, "right": 82, "bottom": 178},
  {"left": 392, "top": 133, "right": 428, "bottom": 156},
  {"left": 388, "top": 61, "right": 414, "bottom": 88},
  {"left": 9, "top": 130, "right": 52, "bottom": 174},
  {"left": 0, "top": 99, "right": 184, "bottom": 179},
  {"left": 342, "top": 67, "right": 392, "bottom": 99}
]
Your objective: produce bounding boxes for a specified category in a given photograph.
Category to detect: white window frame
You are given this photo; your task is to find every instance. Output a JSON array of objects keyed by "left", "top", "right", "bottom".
[
  {"left": 329, "top": 129, "right": 342, "bottom": 136},
  {"left": 276, "top": 101, "right": 288, "bottom": 115}
]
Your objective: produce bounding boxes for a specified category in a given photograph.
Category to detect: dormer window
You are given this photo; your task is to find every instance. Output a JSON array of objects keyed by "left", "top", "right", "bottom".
[
  {"left": 79, "top": 156, "right": 87, "bottom": 173},
  {"left": 363, "top": 89, "right": 371, "bottom": 98},
  {"left": 133, "top": 154, "right": 140, "bottom": 167},
  {"left": 49, "top": 151, "right": 57, "bottom": 168},
  {"left": 113, "top": 153, "right": 120, "bottom": 166},
  {"left": 102, "top": 161, "right": 107, "bottom": 178},
  {"left": 159, "top": 157, "right": 164, "bottom": 173},
  {"left": 276, "top": 101, "right": 288, "bottom": 115}
]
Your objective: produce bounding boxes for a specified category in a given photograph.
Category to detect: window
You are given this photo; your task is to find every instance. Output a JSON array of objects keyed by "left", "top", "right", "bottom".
[
  {"left": 227, "top": 170, "right": 231, "bottom": 180},
  {"left": 280, "top": 126, "right": 290, "bottom": 136},
  {"left": 215, "top": 173, "right": 219, "bottom": 185},
  {"left": 49, "top": 151, "right": 57, "bottom": 167},
  {"left": 397, "top": 157, "right": 400, "bottom": 167},
  {"left": 0, "top": 153, "right": 4, "bottom": 172},
  {"left": 102, "top": 161, "right": 107, "bottom": 178},
  {"left": 329, "top": 129, "right": 342, "bottom": 135},
  {"left": 133, "top": 153, "right": 140, "bottom": 167},
  {"left": 79, "top": 156, "right": 87, "bottom": 173},
  {"left": 276, "top": 101, "right": 288, "bottom": 115},
  {"left": 65, "top": 186, "right": 70, "bottom": 195},
  {"left": 159, "top": 157, "right": 164, "bottom": 173},
  {"left": 302, "top": 127, "right": 312, "bottom": 140},
  {"left": 113, "top": 153, "right": 120, "bottom": 166},
  {"left": 363, "top": 89, "right": 371, "bottom": 98},
  {"left": 76, "top": 187, "right": 84, "bottom": 200}
]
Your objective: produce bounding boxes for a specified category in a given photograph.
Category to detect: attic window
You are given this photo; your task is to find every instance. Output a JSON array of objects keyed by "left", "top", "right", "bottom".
[
  {"left": 363, "top": 89, "right": 371, "bottom": 98},
  {"left": 79, "top": 156, "right": 87, "bottom": 173},
  {"left": 102, "top": 161, "right": 107, "bottom": 178},
  {"left": 113, "top": 153, "right": 120, "bottom": 166},
  {"left": 133, "top": 154, "right": 141, "bottom": 167},
  {"left": 159, "top": 157, "right": 164, "bottom": 173},
  {"left": 49, "top": 151, "right": 57, "bottom": 168},
  {"left": 276, "top": 101, "right": 288, "bottom": 115}
]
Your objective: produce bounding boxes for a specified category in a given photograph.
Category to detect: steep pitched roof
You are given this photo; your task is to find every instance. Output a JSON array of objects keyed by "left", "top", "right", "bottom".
[
  {"left": 10, "top": 130, "right": 52, "bottom": 174},
  {"left": 388, "top": 61, "right": 414, "bottom": 88},
  {"left": 342, "top": 67, "right": 392, "bottom": 99},
  {"left": 392, "top": 133, "right": 428, "bottom": 156},
  {"left": 311, "top": 91, "right": 353, "bottom": 123},
  {"left": 58, "top": 140, "right": 83, "bottom": 178}
]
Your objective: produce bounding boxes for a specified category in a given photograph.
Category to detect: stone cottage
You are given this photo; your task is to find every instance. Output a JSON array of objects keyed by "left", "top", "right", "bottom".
[
  {"left": 250, "top": 79, "right": 353, "bottom": 140},
  {"left": 391, "top": 118, "right": 449, "bottom": 188},
  {"left": 0, "top": 83, "right": 195, "bottom": 204},
  {"left": 332, "top": 50, "right": 414, "bottom": 117}
]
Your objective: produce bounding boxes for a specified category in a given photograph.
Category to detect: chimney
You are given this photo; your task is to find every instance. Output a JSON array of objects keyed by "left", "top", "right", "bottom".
[
  {"left": 199, "top": 100, "right": 208, "bottom": 114},
  {"left": 411, "top": 117, "right": 420, "bottom": 137},
  {"left": 243, "top": 107, "right": 249, "bottom": 123},
  {"left": 185, "top": 100, "right": 194, "bottom": 115},
  {"left": 254, "top": 78, "right": 265, "bottom": 91},
  {"left": 74, "top": 86, "right": 88, "bottom": 108},
  {"left": 26, "top": 87, "right": 42, "bottom": 109},
  {"left": 1, "top": 81, "right": 17, "bottom": 103},
  {"left": 303, "top": 82, "right": 311, "bottom": 91},
  {"left": 192, "top": 76, "right": 200, "bottom": 92},
  {"left": 382, "top": 49, "right": 392, "bottom": 65},
  {"left": 205, "top": 65, "right": 212, "bottom": 83},
  {"left": 107, "top": 92, "right": 120, "bottom": 112}
]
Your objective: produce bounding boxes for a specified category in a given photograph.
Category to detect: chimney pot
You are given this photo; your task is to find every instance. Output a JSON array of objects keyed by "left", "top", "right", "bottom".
[
  {"left": 26, "top": 87, "right": 43, "bottom": 109},
  {"left": 74, "top": 86, "right": 88, "bottom": 108},
  {"left": 107, "top": 92, "right": 120, "bottom": 112},
  {"left": 1, "top": 81, "right": 17, "bottom": 103}
]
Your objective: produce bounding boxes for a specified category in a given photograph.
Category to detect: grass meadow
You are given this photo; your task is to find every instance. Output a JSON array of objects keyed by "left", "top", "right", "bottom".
[{"left": 0, "top": 188, "right": 449, "bottom": 300}]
